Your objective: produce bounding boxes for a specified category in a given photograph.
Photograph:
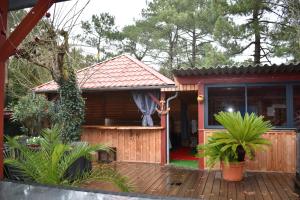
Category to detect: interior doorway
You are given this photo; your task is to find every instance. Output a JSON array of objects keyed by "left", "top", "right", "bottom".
[{"left": 168, "top": 91, "right": 198, "bottom": 169}]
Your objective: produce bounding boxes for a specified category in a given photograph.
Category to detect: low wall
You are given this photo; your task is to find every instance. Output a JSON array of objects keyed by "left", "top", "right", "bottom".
[
  {"left": 204, "top": 129, "right": 296, "bottom": 173},
  {"left": 81, "top": 126, "right": 162, "bottom": 163}
]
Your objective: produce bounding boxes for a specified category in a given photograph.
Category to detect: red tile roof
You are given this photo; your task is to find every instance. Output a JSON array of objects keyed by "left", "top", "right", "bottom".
[{"left": 34, "top": 55, "right": 174, "bottom": 92}]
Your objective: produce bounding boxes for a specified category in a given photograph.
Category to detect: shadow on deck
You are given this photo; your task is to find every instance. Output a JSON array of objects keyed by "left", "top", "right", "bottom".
[{"left": 84, "top": 162, "right": 299, "bottom": 200}]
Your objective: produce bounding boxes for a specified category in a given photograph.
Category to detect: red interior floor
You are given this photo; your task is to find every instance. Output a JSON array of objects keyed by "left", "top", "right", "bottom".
[{"left": 170, "top": 147, "right": 198, "bottom": 161}]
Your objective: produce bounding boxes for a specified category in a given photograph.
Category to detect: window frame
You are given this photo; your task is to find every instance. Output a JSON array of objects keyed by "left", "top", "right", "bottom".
[{"left": 204, "top": 82, "right": 300, "bottom": 129}]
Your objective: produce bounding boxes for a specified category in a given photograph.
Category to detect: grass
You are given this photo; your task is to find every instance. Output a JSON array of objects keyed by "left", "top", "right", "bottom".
[{"left": 170, "top": 160, "right": 198, "bottom": 169}]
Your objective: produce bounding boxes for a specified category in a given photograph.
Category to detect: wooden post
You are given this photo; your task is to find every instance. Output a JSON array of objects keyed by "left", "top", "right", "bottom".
[
  {"left": 198, "top": 83, "right": 205, "bottom": 169},
  {"left": 0, "top": 0, "right": 56, "bottom": 180},
  {"left": 0, "top": 0, "right": 8, "bottom": 180},
  {"left": 160, "top": 92, "right": 166, "bottom": 165}
]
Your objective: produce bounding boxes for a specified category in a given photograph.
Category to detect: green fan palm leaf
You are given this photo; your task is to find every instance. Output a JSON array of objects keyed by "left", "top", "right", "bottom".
[
  {"left": 198, "top": 112, "right": 272, "bottom": 168},
  {"left": 5, "top": 125, "right": 131, "bottom": 191}
]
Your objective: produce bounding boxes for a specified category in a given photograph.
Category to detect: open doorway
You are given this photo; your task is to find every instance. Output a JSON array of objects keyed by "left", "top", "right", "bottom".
[{"left": 168, "top": 91, "right": 198, "bottom": 169}]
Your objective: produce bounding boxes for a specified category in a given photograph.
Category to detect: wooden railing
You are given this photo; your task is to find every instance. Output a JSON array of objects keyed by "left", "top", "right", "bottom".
[
  {"left": 81, "top": 126, "right": 162, "bottom": 163},
  {"left": 204, "top": 129, "right": 296, "bottom": 173}
]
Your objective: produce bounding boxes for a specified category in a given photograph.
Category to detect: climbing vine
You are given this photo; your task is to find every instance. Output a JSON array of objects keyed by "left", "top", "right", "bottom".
[{"left": 55, "top": 65, "right": 85, "bottom": 143}]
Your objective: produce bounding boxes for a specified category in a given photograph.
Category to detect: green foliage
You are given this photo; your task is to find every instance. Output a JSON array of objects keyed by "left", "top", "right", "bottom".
[
  {"left": 5, "top": 126, "right": 132, "bottom": 192},
  {"left": 198, "top": 112, "right": 272, "bottom": 168},
  {"left": 55, "top": 67, "right": 85, "bottom": 143},
  {"left": 79, "top": 13, "right": 121, "bottom": 62},
  {"left": 11, "top": 94, "right": 54, "bottom": 136},
  {"left": 26, "top": 136, "right": 43, "bottom": 146},
  {"left": 213, "top": 0, "right": 300, "bottom": 63}
]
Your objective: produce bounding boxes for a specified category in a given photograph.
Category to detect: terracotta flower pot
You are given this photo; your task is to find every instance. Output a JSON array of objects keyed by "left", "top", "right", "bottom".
[{"left": 221, "top": 161, "right": 245, "bottom": 181}]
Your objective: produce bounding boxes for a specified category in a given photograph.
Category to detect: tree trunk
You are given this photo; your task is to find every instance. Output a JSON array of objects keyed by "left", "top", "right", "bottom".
[
  {"left": 191, "top": 28, "right": 196, "bottom": 68},
  {"left": 253, "top": 2, "right": 261, "bottom": 64}
]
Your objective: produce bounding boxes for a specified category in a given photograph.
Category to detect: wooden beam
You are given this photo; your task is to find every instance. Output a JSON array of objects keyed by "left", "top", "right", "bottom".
[
  {"left": 198, "top": 83, "right": 205, "bottom": 169},
  {"left": 0, "top": 0, "right": 56, "bottom": 180},
  {"left": 0, "top": 0, "right": 8, "bottom": 180},
  {"left": 0, "top": 0, "right": 56, "bottom": 61},
  {"left": 160, "top": 92, "right": 166, "bottom": 165},
  {"left": 175, "top": 73, "right": 300, "bottom": 85}
]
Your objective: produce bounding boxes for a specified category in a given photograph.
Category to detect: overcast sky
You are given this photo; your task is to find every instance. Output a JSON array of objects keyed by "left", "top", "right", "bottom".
[{"left": 52, "top": 0, "right": 147, "bottom": 29}]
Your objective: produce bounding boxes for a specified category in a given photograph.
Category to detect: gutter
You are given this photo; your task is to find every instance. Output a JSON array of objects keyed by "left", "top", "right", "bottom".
[{"left": 166, "top": 92, "right": 178, "bottom": 165}]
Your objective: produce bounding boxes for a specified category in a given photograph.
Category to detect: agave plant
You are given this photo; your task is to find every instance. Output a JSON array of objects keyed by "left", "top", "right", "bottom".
[
  {"left": 198, "top": 112, "right": 272, "bottom": 168},
  {"left": 5, "top": 125, "right": 132, "bottom": 192}
]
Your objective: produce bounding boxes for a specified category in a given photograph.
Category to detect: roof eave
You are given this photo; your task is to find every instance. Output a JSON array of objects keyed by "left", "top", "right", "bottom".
[{"left": 34, "top": 84, "right": 176, "bottom": 93}]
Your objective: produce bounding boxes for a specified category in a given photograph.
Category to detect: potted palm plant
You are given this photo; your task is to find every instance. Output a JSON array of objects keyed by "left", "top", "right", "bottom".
[{"left": 198, "top": 111, "right": 272, "bottom": 181}]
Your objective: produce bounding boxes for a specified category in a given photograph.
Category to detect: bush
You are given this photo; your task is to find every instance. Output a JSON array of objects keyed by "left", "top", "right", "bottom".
[
  {"left": 5, "top": 125, "right": 132, "bottom": 192},
  {"left": 11, "top": 94, "right": 55, "bottom": 136}
]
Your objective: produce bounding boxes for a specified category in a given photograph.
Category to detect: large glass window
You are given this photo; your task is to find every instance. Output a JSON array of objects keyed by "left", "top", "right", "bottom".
[
  {"left": 247, "top": 86, "right": 286, "bottom": 126},
  {"left": 293, "top": 85, "right": 300, "bottom": 128},
  {"left": 207, "top": 87, "right": 245, "bottom": 125},
  {"left": 206, "top": 84, "right": 288, "bottom": 127}
]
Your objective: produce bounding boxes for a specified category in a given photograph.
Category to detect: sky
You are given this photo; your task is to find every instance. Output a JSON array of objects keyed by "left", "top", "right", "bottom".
[{"left": 52, "top": 0, "right": 147, "bottom": 30}]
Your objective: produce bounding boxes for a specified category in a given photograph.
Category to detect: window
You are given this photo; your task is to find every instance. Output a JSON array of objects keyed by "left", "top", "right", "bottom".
[
  {"left": 247, "top": 86, "right": 286, "bottom": 126},
  {"left": 293, "top": 85, "right": 300, "bottom": 128},
  {"left": 207, "top": 87, "right": 245, "bottom": 126},
  {"left": 206, "top": 84, "right": 291, "bottom": 128}
]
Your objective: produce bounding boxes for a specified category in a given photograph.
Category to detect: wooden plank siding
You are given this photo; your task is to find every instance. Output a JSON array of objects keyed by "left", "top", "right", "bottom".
[
  {"left": 81, "top": 127, "right": 162, "bottom": 163},
  {"left": 161, "top": 84, "right": 198, "bottom": 92},
  {"left": 204, "top": 129, "right": 296, "bottom": 173},
  {"left": 81, "top": 91, "right": 160, "bottom": 126}
]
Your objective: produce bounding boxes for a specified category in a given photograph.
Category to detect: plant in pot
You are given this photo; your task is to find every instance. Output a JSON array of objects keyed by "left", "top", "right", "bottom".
[
  {"left": 26, "top": 136, "right": 43, "bottom": 148},
  {"left": 198, "top": 111, "right": 272, "bottom": 181}
]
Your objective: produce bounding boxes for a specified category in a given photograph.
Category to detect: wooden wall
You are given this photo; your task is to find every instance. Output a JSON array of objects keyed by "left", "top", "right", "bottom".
[
  {"left": 82, "top": 91, "right": 160, "bottom": 125},
  {"left": 81, "top": 126, "right": 162, "bottom": 163},
  {"left": 161, "top": 84, "right": 198, "bottom": 92},
  {"left": 204, "top": 129, "right": 296, "bottom": 173}
]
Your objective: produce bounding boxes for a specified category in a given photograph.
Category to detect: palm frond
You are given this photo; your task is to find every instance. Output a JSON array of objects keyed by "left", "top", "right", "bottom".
[
  {"left": 4, "top": 126, "right": 131, "bottom": 192},
  {"left": 198, "top": 111, "right": 272, "bottom": 168}
]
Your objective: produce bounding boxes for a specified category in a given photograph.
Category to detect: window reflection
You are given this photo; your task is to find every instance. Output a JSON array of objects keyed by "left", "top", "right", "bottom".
[
  {"left": 293, "top": 85, "right": 300, "bottom": 129},
  {"left": 207, "top": 87, "right": 245, "bottom": 125},
  {"left": 247, "top": 86, "right": 286, "bottom": 126}
]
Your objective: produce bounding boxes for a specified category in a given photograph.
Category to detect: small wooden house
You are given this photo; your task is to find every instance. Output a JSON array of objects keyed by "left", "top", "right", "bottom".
[
  {"left": 35, "top": 55, "right": 175, "bottom": 164},
  {"left": 35, "top": 57, "right": 300, "bottom": 173},
  {"left": 164, "top": 63, "right": 300, "bottom": 173}
]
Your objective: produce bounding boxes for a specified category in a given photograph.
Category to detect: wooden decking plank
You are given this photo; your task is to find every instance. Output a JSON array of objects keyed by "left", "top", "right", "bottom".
[
  {"left": 243, "top": 175, "right": 255, "bottom": 200},
  {"left": 267, "top": 173, "right": 289, "bottom": 200},
  {"left": 261, "top": 173, "right": 281, "bottom": 200},
  {"left": 254, "top": 173, "right": 272, "bottom": 200},
  {"left": 227, "top": 182, "right": 237, "bottom": 200},
  {"left": 192, "top": 170, "right": 209, "bottom": 199},
  {"left": 167, "top": 170, "right": 191, "bottom": 197},
  {"left": 282, "top": 173, "right": 296, "bottom": 190},
  {"left": 129, "top": 164, "right": 158, "bottom": 191},
  {"left": 183, "top": 171, "right": 203, "bottom": 197},
  {"left": 235, "top": 179, "right": 245, "bottom": 200},
  {"left": 273, "top": 173, "right": 299, "bottom": 200},
  {"left": 218, "top": 178, "right": 228, "bottom": 200},
  {"left": 209, "top": 171, "right": 221, "bottom": 200},
  {"left": 202, "top": 171, "right": 216, "bottom": 199},
  {"left": 247, "top": 173, "right": 263, "bottom": 200},
  {"left": 88, "top": 162, "right": 298, "bottom": 200},
  {"left": 144, "top": 167, "right": 170, "bottom": 195},
  {"left": 142, "top": 168, "right": 170, "bottom": 194}
]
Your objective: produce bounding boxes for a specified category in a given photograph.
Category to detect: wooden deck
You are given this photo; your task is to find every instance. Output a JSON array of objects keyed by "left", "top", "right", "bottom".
[{"left": 85, "top": 162, "right": 299, "bottom": 200}]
